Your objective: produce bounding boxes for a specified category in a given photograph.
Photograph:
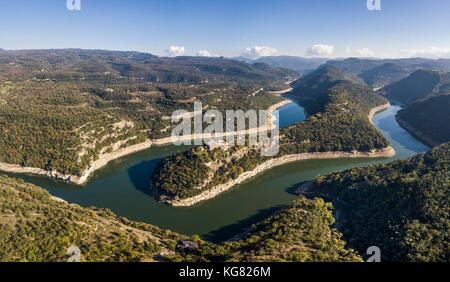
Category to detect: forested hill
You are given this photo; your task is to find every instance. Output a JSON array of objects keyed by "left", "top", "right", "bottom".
[
  {"left": 0, "top": 173, "right": 361, "bottom": 262},
  {"left": 152, "top": 67, "right": 390, "bottom": 203},
  {"left": 380, "top": 69, "right": 450, "bottom": 104},
  {"left": 0, "top": 49, "right": 296, "bottom": 178},
  {"left": 0, "top": 49, "right": 298, "bottom": 85},
  {"left": 358, "top": 63, "right": 413, "bottom": 89},
  {"left": 289, "top": 65, "right": 364, "bottom": 100},
  {"left": 313, "top": 142, "right": 450, "bottom": 262},
  {"left": 288, "top": 65, "right": 384, "bottom": 115},
  {"left": 0, "top": 174, "right": 191, "bottom": 262},
  {"left": 234, "top": 55, "right": 328, "bottom": 75},
  {"left": 327, "top": 57, "right": 450, "bottom": 88},
  {"left": 396, "top": 93, "right": 450, "bottom": 146}
]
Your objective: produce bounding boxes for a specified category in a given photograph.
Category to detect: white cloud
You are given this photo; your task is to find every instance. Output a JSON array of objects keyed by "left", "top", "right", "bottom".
[
  {"left": 241, "top": 46, "right": 278, "bottom": 59},
  {"left": 399, "top": 46, "right": 450, "bottom": 59},
  {"left": 166, "top": 46, "right": 185, "bottom": 57},
  {"left": 356, "top": 48, "right": 375, "bottom": 57},
  {"left": 345, "top": 47, "right": 351, "bottom": 55},
  {"left": 306, "top": 44, "right": 335, "bottom": 57},
  {"left": 197, "top": 50, "right": 212, "bottom": 57}
]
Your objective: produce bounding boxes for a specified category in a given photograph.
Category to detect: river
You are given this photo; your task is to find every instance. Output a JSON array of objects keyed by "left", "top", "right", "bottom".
[{"left": 8, "top": 100, "right": 428, "bottom": 242}]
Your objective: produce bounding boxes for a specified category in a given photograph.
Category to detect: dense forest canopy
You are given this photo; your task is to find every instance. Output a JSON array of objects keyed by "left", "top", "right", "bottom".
[
  {"left": 152, "top": 67, "right": 390, "bottom": 201},
  {"left": 0, "top": 49, "right": 298, "bottom": 85},
  {"left": 396, "top": 93, "right": 450, "bottom": 146},
  {"left": 0, "top": 173, "right": 361, "bottom": 262},
  {"left": 313, "top": 142, "right": 450, "bottom": 262},
  {"left": 327, "top": 57, "right": 450, "bottom": 88},
  {"left": 0, "top": 174, "right": 190, "bottom": 262},
  {"left": 0, "top": 49, "right": 295, "bottom": 176},
  {"left": 380, "top": 69, "right": 450, "bottom": 105},
  {"left": 171, "top": 197, "right": 362, "bottom": 262},
  {"left": 358, "top": 63, "right": 414, "bottom": 89}
]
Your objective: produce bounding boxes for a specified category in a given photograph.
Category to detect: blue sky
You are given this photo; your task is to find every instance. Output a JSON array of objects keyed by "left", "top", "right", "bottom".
[{"left": 1, "top": 0, "right": 450, "bottom": 58}]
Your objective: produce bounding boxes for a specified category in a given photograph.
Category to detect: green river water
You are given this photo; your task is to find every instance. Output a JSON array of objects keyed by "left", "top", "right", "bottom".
[{"left": 9, "top": 101, "right": 429, "bottom": 242}]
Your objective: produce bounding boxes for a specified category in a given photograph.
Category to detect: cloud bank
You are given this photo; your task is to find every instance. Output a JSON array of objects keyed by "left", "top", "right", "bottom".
[
  {"left": 399, "top": 46, "right": 450, "bottom": 59},
  {"left": 166, "top": 46, "right": 185, "bottom": 57},
  {"left": 306, "top": 44, "right": 335, "bottom": 57},
  {"left": 197, "top": 50, "right": 212, "bottom": 57},
  {"left": 356, "top": 48, "right": 375, "bottom": 57},
  {"left": 241, "top": 46, "right": 278, "bottom": 59}
]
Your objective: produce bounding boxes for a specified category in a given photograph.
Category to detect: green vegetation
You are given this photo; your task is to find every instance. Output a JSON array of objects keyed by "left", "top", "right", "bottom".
[
  {"left": 0, "top": 49, "right": 293, "bottom": 177},
  {"left": 327, "top": 57, "right": 450, "bottom": 88},
  {"left": 0, "top": 174, "right": 194, "bottom": 262},
  {"left": 0, "top": 49, "right": 297, "bottom": 85},
  {"left": 313, "top": 142, "right": 450, "bottom": 262},
  {"left": 170, "top": 197, "right": 362, "bottom": 262},
  {"left": 152, "top": 67, "right": 390, "bottom": 201},
  {"left": 1, "top": 139, "right": 448, "bottom": 262},
  {"left": 238, "top": 55, "right": 327, "bottom": 75},
  {"left": 397, "top": 93, "right": 450, "bottom": 146},
  {"left": 358, "top": 63, "right": 413, "bottom": 89},
  {"left": 0, "top": 173, "right": 361, "bottom": 262},
  {"left": 289, "top": 65, "right": 364, "bottom": 99},
  {"left": 380, "top": 69, "right": 450, "bottom": 105}
]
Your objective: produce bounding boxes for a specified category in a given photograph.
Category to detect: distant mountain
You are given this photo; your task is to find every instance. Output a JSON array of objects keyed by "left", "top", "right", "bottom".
[
  {"left": 290, "top": 65, "right": 363, "bottom": 98},
  {"left": 232, "top": 55, "right": 328, "bottom": 75},
  {"left": 231, "top": 56, "right": 450, "bottom": 87},
  {"left": 327, "top": 58, "right": 384, "bottom": 76},
  {"left": 396, "top": 93, "right": 450, "bottom": 147},
  {"left": 358, "top": 63, "right": 413, "bottom": 89},
  {"left": 288, "top": 65, "right": 381, "bottom": 115},
  {"left": 327, "top": 57, "right": 450, "bottom": 88},
  {"left": 380, "top": 69, "right": 450, "bottom": 104},
  {"left": 0, "top": 49, "right": 299, "bottom": 85}
]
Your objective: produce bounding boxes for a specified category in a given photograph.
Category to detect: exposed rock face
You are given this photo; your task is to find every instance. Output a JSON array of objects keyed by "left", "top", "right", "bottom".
[
  {"left": 0, "top": 100, "right": 291, "bottom": 184},
  {"left": 367, "top": 103, "right": 391, "bottom": 125},
  {"left": 160, "top": 146, "right": 396, "bottom": 207},
  {"left": 158, "top": 103, "right": 395, "bottom": 207}
]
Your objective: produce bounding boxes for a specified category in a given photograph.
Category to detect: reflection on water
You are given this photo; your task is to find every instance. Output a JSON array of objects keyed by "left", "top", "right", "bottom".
[
  {"left": 371, "top": 103, "right": 429, "bottom": 159},
  {"left": 5, "top": 101, "right": 429, "bottom": 242}
]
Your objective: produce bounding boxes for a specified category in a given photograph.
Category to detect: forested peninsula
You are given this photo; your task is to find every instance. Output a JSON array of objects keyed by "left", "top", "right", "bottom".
[
  {"left": 0, "top": 49, "right": 297, "bottom": 184},
  {"left": 152, "top": 66, "right": 395, "bottom": 206}
]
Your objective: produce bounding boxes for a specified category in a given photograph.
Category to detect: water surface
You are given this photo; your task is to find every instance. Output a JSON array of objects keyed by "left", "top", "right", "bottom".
[{"left": 11, "top": 101, "right": 428, "bottom": 242}]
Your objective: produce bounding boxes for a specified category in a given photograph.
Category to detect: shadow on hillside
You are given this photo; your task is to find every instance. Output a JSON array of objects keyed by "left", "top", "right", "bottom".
[
  {"left": 202, "top": 205, "right": 286, "bottom": 243},
  {"left": 127, "top": 159, "right": 162, "bottom": 197}
]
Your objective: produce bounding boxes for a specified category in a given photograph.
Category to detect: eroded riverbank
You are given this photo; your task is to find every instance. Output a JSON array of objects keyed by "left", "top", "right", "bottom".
[
  {"left": 160, "top": 103, "right": 394, "bottom": 207},
  {"left": 7, "top": 101, "right": 428, "bottom": 243},
  {"left": 0, "top": 100, "right": 292, "bottom": 185}
]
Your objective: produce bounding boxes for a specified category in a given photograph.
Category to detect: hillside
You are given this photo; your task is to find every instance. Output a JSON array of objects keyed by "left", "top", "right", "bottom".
[
  {"left": 174, "top": 197, "right": 362, "bottom": 262},
  {"left": 0, "top": 49, "right": 297, "bottom": 181},
  {"left": 0, "top": 174, "right": 192, "bottom": 262},
  {"left": 152, "top": 67, "right": 390, "bottom": 204},
  {"left": 0, "top": 173, "right": 361, "bottom": 262},
  {"left": 358, "top": 63, "right": 413, "bottom": 89},
  {"left": 289, "top": 65, "right": 375, "bottom": 114},
  {"left": 235, "top": 56, "right": 328, "bottom": 75},
  {"left": 396, "top": 93, "right": 450, "bottom": 146},
  {"left": 380, "top": 69, "right": 450, "bottom": 104},
  {"left": 327, "top": 57, "right": 450, "bottom": 88},
  {"left": 289, "top": 65, "right": 364, "bottom": 101},
  {"left": 311, "top": 142, "right": 450, "bottom": 262},
  {"left": 0, "top": 49, "right": 298, "bottom": 85}
]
